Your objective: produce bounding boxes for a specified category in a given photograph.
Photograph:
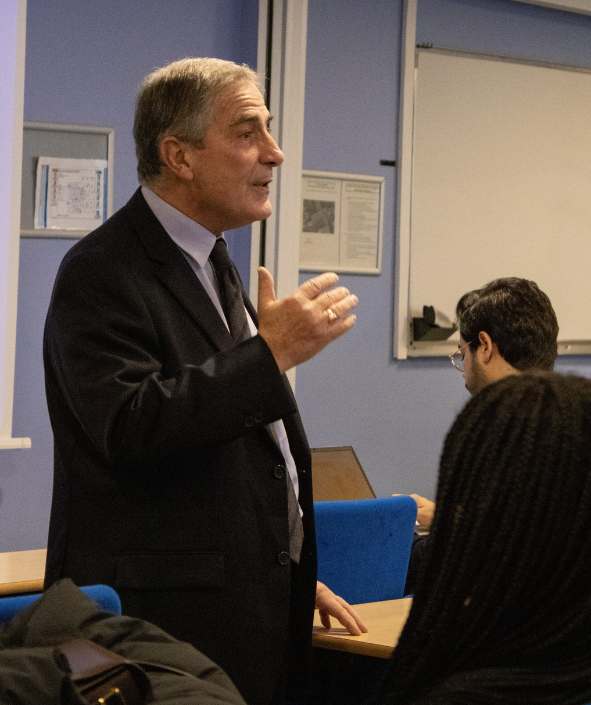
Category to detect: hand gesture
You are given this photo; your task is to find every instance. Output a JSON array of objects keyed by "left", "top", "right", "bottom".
[{"left": 257, "top": 267, "right": 358, "bottom": 373}]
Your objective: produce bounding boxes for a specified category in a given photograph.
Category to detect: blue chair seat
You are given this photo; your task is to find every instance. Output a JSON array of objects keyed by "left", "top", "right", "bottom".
[
  {"left": 314, "top": 495, "right": 417, "bottom": 604},
  {"left": 0, "top": 583, "right": 121, "bottom": 623}
]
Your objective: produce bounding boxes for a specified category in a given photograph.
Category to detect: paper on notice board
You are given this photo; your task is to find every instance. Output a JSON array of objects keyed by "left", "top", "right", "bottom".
[
  {"left": 301, "top": 176, "right": 340, "bottom": 267},
  {"left": 300, "top": 171, "right": 383, "bottom": 273},
  {"left": 34, "top": 156, "right": 108, "bottom": 231},
  {"left": 340, "top": 180, "right": 381, "bottom": 270}
]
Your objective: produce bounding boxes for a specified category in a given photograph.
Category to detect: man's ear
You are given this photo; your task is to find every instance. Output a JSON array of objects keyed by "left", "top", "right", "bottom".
[
  {"left": 158, "top": 136, "right": 194, "bottom": 181},
  {"left": 476, "top": 331, "right": 495, "bottom": 364}
]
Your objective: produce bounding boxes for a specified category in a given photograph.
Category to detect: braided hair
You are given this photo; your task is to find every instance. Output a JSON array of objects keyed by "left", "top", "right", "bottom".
[{"left": 381, "top": 372, "right": 591, "bottom": 705}]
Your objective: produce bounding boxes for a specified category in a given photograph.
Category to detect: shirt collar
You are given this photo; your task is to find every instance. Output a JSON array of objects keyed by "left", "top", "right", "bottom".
[{"left": 141, "top": 185, "right": 222, "bottom": 266}]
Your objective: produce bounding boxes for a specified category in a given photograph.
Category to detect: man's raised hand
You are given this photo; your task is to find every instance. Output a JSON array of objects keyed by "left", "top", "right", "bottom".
[{"left": 257, "top": 267, "right": 358, "bottom": 373}]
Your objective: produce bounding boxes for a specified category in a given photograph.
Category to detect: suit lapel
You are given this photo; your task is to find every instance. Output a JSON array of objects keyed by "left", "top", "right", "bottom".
[
  {"left": 123, "top": 191, "right": 289, "bottom": 462},
  {"left": 123, "top": 193, "right": 310, "bottom": 481},
  {"left": 124, "top": 189, "right": 234, "bottom": 352}
]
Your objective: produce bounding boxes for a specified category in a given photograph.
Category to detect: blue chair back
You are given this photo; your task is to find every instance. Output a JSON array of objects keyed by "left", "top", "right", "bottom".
[
  {"left": 0, "top": 584, "right": 121, "bottom": 623},
  {"left": 314, "top": 496, "right": 417, "bottom": 604}
]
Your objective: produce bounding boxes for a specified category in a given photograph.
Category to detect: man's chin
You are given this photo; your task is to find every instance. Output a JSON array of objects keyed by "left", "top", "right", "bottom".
[{"left": 226, "top": 206, "right": 272, "bottom": 229}]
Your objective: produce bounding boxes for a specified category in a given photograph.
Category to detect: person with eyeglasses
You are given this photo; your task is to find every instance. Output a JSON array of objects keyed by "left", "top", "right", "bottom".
[{"left": 405, "top": 277, "right": 558, "bottom": 594}]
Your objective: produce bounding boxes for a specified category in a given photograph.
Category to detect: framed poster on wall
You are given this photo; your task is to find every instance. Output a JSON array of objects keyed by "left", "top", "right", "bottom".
[
  {"left": 21, "top": 122, "right": 114, "bottom": 239},
  {"left": 300, "top": 170, "right": 383, "bottom": 274}
]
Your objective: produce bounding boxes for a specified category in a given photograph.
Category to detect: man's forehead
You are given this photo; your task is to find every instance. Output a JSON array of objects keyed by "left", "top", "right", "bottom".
[
  {"left": 229, "top": 110, "right": 273, "bottom": 127},
  {"left": 216, "top": 80, "right": 266, "bottom": 114}
]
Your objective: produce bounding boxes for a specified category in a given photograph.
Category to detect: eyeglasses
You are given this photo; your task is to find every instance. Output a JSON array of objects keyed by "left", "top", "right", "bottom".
[{"left": 449, "top": 341, "right": 473, "bottom": 372}]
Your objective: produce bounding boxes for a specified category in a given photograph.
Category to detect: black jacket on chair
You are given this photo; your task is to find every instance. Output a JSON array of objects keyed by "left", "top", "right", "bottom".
[
  {"left": 43, "top": 189, "right": 317, "bottom": 705},
  {"left": 0, "top": 578, "right": 247, "bottom": 705}
]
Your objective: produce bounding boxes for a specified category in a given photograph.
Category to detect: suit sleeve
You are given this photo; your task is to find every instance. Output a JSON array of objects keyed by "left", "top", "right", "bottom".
[{"left": 44, "top": 248, "right": 297, "bottom": 466}]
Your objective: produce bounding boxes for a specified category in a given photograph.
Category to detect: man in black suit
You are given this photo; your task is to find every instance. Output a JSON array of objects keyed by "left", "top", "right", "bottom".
[{"left": 43, "top": 57, "right": 364, "bottom": 705}]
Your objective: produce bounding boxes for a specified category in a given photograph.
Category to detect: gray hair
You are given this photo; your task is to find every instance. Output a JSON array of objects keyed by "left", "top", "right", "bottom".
[{"left": 133, "top": 57, "right": 259, "bottom": 183}]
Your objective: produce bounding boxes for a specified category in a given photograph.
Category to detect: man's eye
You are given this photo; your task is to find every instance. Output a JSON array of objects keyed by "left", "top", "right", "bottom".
[{"left": 240, "top": 132, "right": 253, "bottom": 140}]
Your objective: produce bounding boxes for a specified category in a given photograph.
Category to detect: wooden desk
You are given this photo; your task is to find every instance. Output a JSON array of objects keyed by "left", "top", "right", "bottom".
[
  {"left": 311, "top": 446, "right": 375, "bottom": 501},
  {"left": 0, "top": 549, "right": 46, "bottom": 595},
  {"left": 313, "top": 597, "right": 412, "bottom": 659}
]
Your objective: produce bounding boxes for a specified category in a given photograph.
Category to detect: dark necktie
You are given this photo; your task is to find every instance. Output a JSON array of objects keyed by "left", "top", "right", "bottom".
[
  {"left": 210, "top": 239, "right": 303, "bottom": 562},
  {"left": 209, "top": 238, "right": 250, "bottom": 342},
  {"left": 287, "top": 475, "right": 304, "bottom": 563}
]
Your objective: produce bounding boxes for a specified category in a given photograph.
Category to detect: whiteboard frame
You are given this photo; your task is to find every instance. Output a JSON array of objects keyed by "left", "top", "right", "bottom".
[
  {"left": 408, "top": 339, "right": 591, "bottom": 359},
  {"left": 513, "top": 0, "right": 591, "bottom": 15},
  {"left": 20, "top": 121, "right": 114, "bottom": 239},
  {"left": 394, "top": 0, "right": 417, "bottom": 360},
  {"left": 394, "top": 37, "right": 591, "bottom": 358}
]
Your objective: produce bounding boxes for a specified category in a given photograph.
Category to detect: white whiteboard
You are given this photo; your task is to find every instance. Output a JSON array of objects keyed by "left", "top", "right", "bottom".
[{"left": 403, "top": 48, "right": 591, "bottom": 357}]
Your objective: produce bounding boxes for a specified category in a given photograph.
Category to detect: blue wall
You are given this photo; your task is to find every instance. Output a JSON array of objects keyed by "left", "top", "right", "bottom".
[
  {"left": 1, "top": 0, "right": 258, "bottom": 551},
  {"left": 297, "top": 0, "right": 591, "bottom": 499}
]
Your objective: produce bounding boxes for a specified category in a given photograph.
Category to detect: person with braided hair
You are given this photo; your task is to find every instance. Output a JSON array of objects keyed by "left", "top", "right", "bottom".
[
  {"left": 381, "top": 372, "right": 591, "bottom": 705},
  {"left": 405, "top": 278, "right": 559, "bottom": 593}
]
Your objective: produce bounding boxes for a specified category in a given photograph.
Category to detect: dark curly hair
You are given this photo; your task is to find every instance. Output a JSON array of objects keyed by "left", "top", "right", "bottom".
[
  {"left": 381, "top": 372, "right": 591, "bottom": 705},
  {"left": 456, "top": 278, "right": 558, "bottom": 370}
]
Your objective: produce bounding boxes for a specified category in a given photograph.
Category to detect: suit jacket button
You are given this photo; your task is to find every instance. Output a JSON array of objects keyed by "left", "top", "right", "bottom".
[
  {"left": 244, "top": 415, "right": 255, "bottom": 427},
  {"left": 277, "top": 550, "right": 290, "bottom": 566},
  {"left": 273, "top": 464, "right": 286, "bottom": 479}
]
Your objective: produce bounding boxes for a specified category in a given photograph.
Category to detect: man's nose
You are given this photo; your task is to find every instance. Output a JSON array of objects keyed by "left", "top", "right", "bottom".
[{"left": 263, "top": 135, "right": 284, "bottom": 167}]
